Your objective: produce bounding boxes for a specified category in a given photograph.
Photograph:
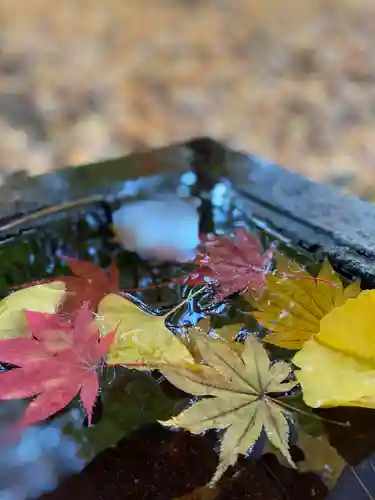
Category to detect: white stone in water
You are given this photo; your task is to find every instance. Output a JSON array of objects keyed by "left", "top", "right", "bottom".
[{"left": 112, "top": 197, "right": 200, "bottom": 262}]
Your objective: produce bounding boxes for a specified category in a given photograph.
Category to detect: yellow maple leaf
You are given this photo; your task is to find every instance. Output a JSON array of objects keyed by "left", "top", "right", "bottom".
[
  {"left": 246, "top": 254, "right": 360, "bottom": 349},
  {"left": 159, "top": 335, "right": 297, "bottom": 484},
  {"left": 294, "top": 290, "right": 375, "bottom": 409},
  {"left": 181, "top": 320, "right": 244, "bottom": 364},
  {"left": 0, "top": 281, "right": 66, "bottom": 340},
  {"left": 96, "top": 293, "right": 194, "bottom": 367},
  {"left": 314, "top": 288, "right": 375, "bottom": 361},
  {"left": 262, "top": 428, "right": 346, "bottom": 489},
  {"left": 296, "top": 430, "right": 346, "bottom": 489},
  {"left": 213, "top": 323, "right": 244, "bottom": 343}
]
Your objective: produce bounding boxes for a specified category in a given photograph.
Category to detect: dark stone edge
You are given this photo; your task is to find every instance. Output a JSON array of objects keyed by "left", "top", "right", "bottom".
[
  {"left": 189, "top": 138, "right": 375, "bottom": 283},
  {"left": 0, "top": 139, "right": 203, "bottom": 239},
  {"left": 2, "top": 136, "right": 375, "bottom": 283}
]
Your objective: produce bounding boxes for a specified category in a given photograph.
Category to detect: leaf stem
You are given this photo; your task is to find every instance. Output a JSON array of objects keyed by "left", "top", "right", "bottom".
[
  {"left": 166, "top": 286, "right": 206, "bottom": 317},
  {"left": 270, "top": 396, "right": 350, "bottom": 428},
  {"left": 275, "top": 272, "right": 339, "bottom": 288}
]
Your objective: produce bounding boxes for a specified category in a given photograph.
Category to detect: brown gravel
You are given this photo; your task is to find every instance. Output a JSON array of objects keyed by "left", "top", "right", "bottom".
[{"left": 1, "top": 0, "right": 375, "bottom": 195}]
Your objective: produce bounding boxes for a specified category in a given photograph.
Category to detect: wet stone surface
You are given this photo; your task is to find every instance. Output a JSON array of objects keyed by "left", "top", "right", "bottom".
[{"left": 3, "top": 137, "right": 375, "bottom": 288}]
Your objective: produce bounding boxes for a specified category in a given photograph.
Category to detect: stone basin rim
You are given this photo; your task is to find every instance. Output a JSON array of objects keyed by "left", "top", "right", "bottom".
[{"left": 1, "top": 137, "right": 375, "bottom": 284}]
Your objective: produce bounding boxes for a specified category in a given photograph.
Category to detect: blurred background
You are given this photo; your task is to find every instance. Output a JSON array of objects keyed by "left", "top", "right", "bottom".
[{"left": 1, "top": 0, "right": 375, "bottom": 197}]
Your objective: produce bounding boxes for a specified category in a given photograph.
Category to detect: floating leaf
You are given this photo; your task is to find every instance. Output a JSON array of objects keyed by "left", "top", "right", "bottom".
[
  {"left": 97, "top": 294, "right": 194, "bottom": 367},
  {"left": 182, "top": 320, "right": 243, "bottom": 363},
  {"left": 0, "top": 304, "right": 114, "bottom": 426},
  {"left": 190, "top": 316, "right": 243, "bottom": 345},
  {"left": 247, "top": 255, "right": 360, "bottom": 349},
  {"left": 261, "top": 427, "right": 346, "bottom": 490},
  {"left": 179, "top": 318, "right": 212, "bottom": 363},
  {"left": 213, "top": 323, "right": 244, "bottom": 343},
  {"left": 0, "top": 281, "right": 66, "bottom": 340},
  {"left": 60, "top": 257, "right": 120, "bottom": 312},
  {"left": 314, "top": 289, "right": 375, "bottom": 361},
  {"left": 186, "top": 228, "right": 273, "bottom": 300},
  {"left": 160, "top": 335, "right": 297, "bottom": 484},
  {"left": 294, "top": 338, "right": 375, "bottom": 409},
  {"left": 296, "top": 430, "right": 347, "bottom": 489},
  {"left": 294, "top": 290, "right": 375, "bottom": 409}
]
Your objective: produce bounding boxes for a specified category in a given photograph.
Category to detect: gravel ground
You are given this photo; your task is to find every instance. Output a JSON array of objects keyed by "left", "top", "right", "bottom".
[{"left": 1, "top": 0, "right": 375, "bottom": 196}]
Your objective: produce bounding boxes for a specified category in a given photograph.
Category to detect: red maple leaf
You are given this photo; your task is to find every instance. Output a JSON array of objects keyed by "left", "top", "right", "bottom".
[
  {"left": 0, "top": 303, "right": 115, "bottom": 427},
  {"left": 60, "top": 257, "right": 120, "bottom": 313},
  {"left": 185, "top": 228, "right": 274, "bottom": 300}
]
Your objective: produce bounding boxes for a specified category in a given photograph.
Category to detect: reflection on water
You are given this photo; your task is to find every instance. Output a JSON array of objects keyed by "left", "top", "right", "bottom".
[
  {"left": 0, "top": 402, "right": 83, "bottom": 499},
  {"left": 0, "top": 367, "right": 183, "bottom": 500}
]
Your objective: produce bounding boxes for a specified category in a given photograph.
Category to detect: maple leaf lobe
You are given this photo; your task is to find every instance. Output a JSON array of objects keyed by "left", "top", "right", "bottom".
[
  {"left": 0, "top": 304, "right": 114, "bottom": 427},
  {"left": 186, "top": 228, "right": 273, "bottom": 300},
  {"left": 60, "top": 257, "right": 120, "bottom": 313},
  {"left": 160, "top": 335, "right": 296, "bottom": 483}
]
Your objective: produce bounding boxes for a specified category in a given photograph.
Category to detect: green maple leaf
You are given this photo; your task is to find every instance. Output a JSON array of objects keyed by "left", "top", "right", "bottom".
[{"left": 159, "top": 335, "right": 297, "bottom": 484}]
